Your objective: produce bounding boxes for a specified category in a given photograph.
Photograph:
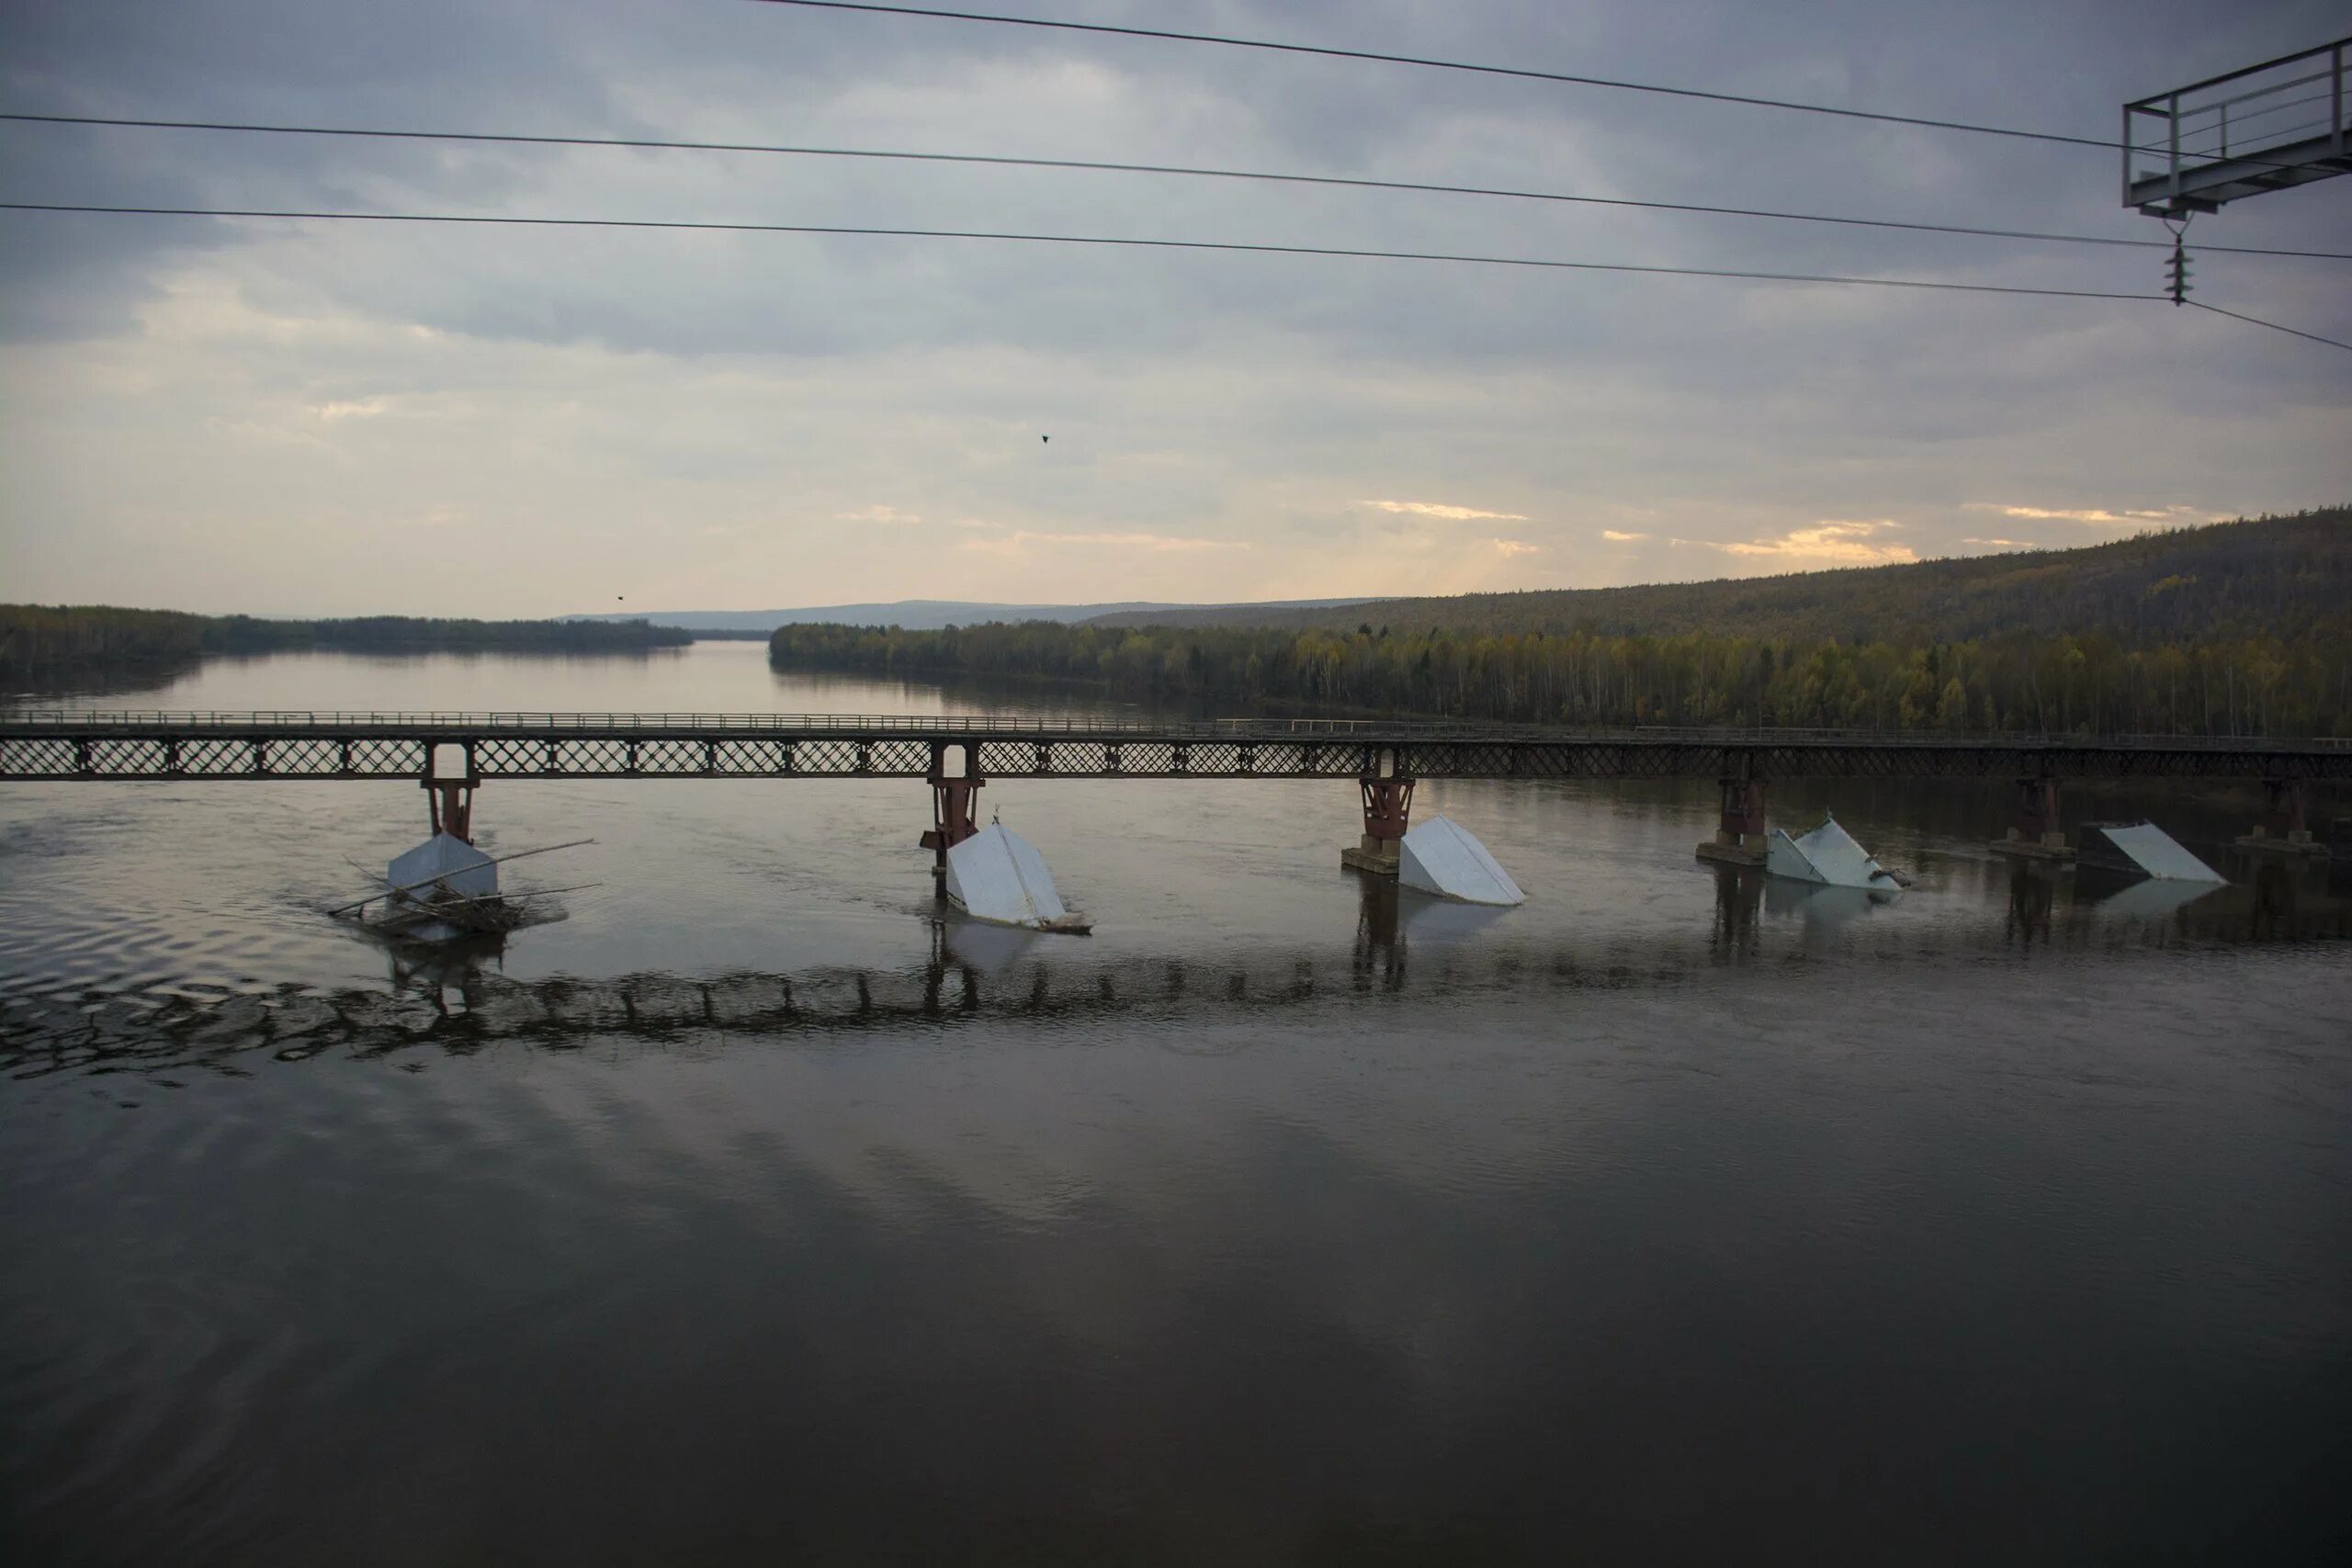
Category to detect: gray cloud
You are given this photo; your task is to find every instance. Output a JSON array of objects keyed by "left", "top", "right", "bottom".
[{"left": 1, "top": 0, "right": 2346, "bottom": 614}]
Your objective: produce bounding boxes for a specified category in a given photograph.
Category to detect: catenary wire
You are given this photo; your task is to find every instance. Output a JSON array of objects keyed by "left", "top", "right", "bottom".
[
  {"left": 0, "top": 200, "right": 2165, "bottom": 299},
  {"left": 2186, "top": 299, "right": 2352, "bottom": 352},
  {"left": 744, "top": 0, "right": 2335, "bottom": 172},
  {"left": 5, "top": 112, "right": 2345, "bottom": 262}
]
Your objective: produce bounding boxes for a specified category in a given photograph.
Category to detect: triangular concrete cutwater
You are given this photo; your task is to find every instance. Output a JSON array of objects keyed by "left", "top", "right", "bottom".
[
  {"left": 2077, "top": 822, "right": 2224, "bottom": 884},
  {"left": 388, "top": 831, "right": 496, "bottom": 901},
  {"left": 944, "top": 821, "right": 1073, "bottom": 929},
  {"left": 1763, "top": 812, "right": 1903, "bottom": 892},
  {"left": 1397, "top": 816, "right": 1525, "bottom": 907}
]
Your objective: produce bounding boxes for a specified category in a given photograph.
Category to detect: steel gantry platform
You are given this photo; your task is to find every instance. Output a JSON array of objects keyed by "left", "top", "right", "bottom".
[{"left": 2124, "top": 37, "right": 2351, "bottom": 217}]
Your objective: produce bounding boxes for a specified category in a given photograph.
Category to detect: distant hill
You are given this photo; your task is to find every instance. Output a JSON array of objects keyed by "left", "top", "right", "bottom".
[
  {"left": 571, "top": 598, "right": 1380, "bottom": 634},
  {"left": 1080, "top": 510, "right": 2351, "bottom": 647},
  {"left": 765, "top": 510, "right": 2352, "bottom": 737}
]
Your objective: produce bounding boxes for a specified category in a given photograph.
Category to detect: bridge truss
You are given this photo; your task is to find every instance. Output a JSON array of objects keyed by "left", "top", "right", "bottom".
[{"left": 4, "top": 714, "right": 2346, "bottom": 784}]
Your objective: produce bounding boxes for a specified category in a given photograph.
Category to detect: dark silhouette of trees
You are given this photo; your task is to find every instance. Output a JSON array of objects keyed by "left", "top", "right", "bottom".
[
  {"left": 769, "top": 512, "right": 2352, "bottom": 737},
  {"left": 1, "top": 607, "right": 689, "bottom": 682}
]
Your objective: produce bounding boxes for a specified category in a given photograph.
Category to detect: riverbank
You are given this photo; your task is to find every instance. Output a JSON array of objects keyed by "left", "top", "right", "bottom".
[{"left": 1, "top": 605, "right": 692, "bottom": 689}]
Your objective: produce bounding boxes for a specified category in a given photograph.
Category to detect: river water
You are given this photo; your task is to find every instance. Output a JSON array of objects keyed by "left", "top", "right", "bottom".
[{"left": 4, "top": 642, "right": 2347, "bottom": 1563}]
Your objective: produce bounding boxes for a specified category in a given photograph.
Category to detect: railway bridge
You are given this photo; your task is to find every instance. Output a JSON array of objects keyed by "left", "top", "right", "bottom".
[{"left": 3, "top": 712, "right": 2346, "bottom": 873}]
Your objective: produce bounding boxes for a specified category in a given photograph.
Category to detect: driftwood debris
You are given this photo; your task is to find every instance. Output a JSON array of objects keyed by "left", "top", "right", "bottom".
[{"left": 327, "top": 839, "right": 595, "bottom": 919}]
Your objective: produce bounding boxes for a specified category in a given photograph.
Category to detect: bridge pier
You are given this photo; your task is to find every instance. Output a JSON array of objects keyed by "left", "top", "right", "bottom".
[
  {"left": 1992, "top": 774, "right": 2075, "bottom": 861},
  {"left": 422, "top": 747, "right": 478, "bottom": 843},
  {"left": 1695, "top": 773, "right": 1768, "bottom": 867},
  {"left": 919, "top": 742, "right": 984, "bottom": 894},
  {"left": 1340, "top": 774, "right": 1415, "bottom": 876},
  {"left": 2237, "top": 778, "right": 2328, "bottom": 857}
]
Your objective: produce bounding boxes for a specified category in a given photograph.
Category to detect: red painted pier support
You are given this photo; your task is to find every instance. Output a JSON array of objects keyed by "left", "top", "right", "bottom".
[
  {"left": 1992, "top": 774, "right": 2074, "bottom": 860},
  {"left": 421, "top": 739, "right": 480, "bottom": 843},
  {"left": 1340, "top": 775, "right": 1416, "bottom": 875},
  {"left": 1695, "top": 772, "right": 1768, "bottom": 866},
  {"left": 2238, "top": 777, "right": 2327, "bottom": 856},
  {"left": 422, "top": 774, "right": 478, "bottom": 843},
  {"left": 921, "top": 743, "right": 984, "bottom": 892}
]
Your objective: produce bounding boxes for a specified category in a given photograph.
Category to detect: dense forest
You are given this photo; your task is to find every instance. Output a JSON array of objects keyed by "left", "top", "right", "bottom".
[
  {"left": 1085, "top": 509, "right": 2352, "bottom": 645},
  {"left": 0, "top": 605, "right": 690, "bottom": 682},
  {"left": 770, "top": 513, "right": 2352, "bottom": 737}
]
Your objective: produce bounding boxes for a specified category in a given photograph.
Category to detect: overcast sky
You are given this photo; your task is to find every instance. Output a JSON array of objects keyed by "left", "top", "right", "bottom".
[{"left": 2, "top": 0, "right": 2346, "bottom": 615}]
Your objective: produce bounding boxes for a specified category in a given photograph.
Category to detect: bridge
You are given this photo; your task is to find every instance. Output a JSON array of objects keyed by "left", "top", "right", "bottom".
[{"left": 3, "top": 710, "right": 2344, "bottom": 866}]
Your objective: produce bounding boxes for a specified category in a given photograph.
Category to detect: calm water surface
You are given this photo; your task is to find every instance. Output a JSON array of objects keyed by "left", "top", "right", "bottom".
[{"left": 5, "top": 644, "right": 2348, "bottom": 1563}]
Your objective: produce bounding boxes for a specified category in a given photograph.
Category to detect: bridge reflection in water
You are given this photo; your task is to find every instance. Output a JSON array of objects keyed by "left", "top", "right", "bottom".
[{"left": 5, "top": 855, "right": 2343, "bottom": 1080}]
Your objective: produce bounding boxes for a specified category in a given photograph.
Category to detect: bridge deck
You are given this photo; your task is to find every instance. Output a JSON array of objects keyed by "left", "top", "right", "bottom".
[{"left": 2, "top": 713, "right": 2346, "bottom": 783}]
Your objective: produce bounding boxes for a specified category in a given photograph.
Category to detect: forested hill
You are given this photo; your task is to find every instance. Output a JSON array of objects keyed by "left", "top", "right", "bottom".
[
  {"left": 1081, "top": 510, "right": 2348, "bottom": 646},
  {"left": 1, "top": 607, "right": 690, "bottom": 683},
  {"left": 767, "top": 509, "right": 2352, "bottom": 736}
]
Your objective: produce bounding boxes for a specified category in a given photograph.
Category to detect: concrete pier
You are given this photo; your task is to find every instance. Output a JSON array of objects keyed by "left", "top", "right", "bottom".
[
  {"left": 1340, "top": 834, "right": 1401, "bottom": 876},
  {"left": 1695, "top": 829, "right": 1765, "bottom": 868},
  {"left": 2236, "top": 779, "right": 2329, "bottom": 856},
  {"left": 2235, "top": 827, "right": 2329, "bottom": 857},
  {"left": 1990, "top": 828, "right": 2076, "bottom": 862},
  {"left": 1696, "top": 773, "right": 1767, "bottom": 866},
  {"left": 1989, "top": 775, "right": 2075, "bottom": 861}
]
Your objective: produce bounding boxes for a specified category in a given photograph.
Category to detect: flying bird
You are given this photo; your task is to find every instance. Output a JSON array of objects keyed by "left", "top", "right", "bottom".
[{"left": 1041, "top": 434, "right": 1049, "bottom": 444}]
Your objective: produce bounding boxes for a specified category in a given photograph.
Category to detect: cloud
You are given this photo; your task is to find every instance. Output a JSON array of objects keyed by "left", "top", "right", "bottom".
[
  {"left": 0, "top": 1, "right": 2334, "bottom": 615},
  {"left": 958, "top": 529, "right": 1244, "bottom": 556},
  {"left": 1963, "top": 503, "right": 2221, "bottom": 526},
  {"left": 1718, "top": 520, "right": 1918, "bottom": 565},
  {"left": 1600, "top": 529, "right": 1646, "bottom": 542},
  {"left": 1357, "top": 500, "right": 1530, "bottom": 522},
  {"left": 1490, "top": 538, "right": 1539, "bottom": 557},
  {"left": 837, "top": 503, "right": 922, "bottom": 525},
  {"left": 1961, "top": 536, "right": 2034, "bottom": 547}
]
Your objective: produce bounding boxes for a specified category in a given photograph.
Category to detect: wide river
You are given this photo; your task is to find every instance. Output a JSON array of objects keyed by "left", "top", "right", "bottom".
[{"left": 4, "top": 642, "right": 2347, "bottom": 1563}]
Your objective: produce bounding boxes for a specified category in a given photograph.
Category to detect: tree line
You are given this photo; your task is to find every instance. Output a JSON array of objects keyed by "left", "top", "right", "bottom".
[
  {"left": 770, "top": 618, "right": 2352, "bottom": 738},
  {"left": 771, "top": 509, "right": 2350, "bottom": 736},
  {"left": 1082, "top": 508, "right": 2352, "bottom": 646},
  {"left": 2, "top": 605, "right": 690, "bottom": 681}
]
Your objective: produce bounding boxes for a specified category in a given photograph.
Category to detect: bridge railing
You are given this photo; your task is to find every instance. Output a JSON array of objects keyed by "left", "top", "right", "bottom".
[
  {"left": 2, "top": 709, "right": 2347, "bottom": 750},
  {"left": 0, "top": 709, "right": 1487, "bottom": 736}
]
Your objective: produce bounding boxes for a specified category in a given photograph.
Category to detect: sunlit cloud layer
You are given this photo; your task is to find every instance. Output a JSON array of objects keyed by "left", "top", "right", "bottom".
[
  {"left": 958, "top": 529, "right": 1245, "bottom": 556},
  {"left": 1963, "top": 503, "right": 2229, "bottom": 526},
  {"left": 1357, "top": 500, "right": 1532, "bottom": 523},
  {"left": 1717, "top": 519, "right": 1919, "bottom": 565}
]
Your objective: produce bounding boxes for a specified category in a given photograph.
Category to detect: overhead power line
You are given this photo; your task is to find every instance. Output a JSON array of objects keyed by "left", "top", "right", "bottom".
[
  {"left": 12, "top": 199, "right": 2338, "bottom": 352},
  {"left": 2186, "top": 299, "right": 2352, "bottom": 353},
  {"left": 0, "top": 200, "right": 2164, "bottom": 300},
  {"left": 6, "top": 112, "right": 2345, "bottom": 263},
  {"left": 745, "top": 0, "right": 2321, "bottom": 171}
]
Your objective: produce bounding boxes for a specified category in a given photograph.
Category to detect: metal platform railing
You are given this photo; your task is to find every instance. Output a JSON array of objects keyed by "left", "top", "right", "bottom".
[{"left": 2124, "top": 37, "right": 2350, "bottom": 215}]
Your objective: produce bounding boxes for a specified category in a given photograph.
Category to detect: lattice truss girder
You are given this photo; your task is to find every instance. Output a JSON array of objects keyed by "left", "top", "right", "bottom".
[
  {"left": 177, "top": 739, "right": 254, "bottom": 774},
  {"left": 0, "top": 738, "right": 80, "bottom": 775},
  {"left": 85, "top": 739, "right": 170, "bottom": 775},
  {"left": 347, "top": 739, "right": 424, "bottom": 775},
  {"left": 7, "top": 727, "right": 2352, "bottom": 781},
  {"left": 474, "top": 738, "right": 551, "bottom": 776},
  {"left": 258, "top": 737, "right": 348, "bottom": 775}
]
